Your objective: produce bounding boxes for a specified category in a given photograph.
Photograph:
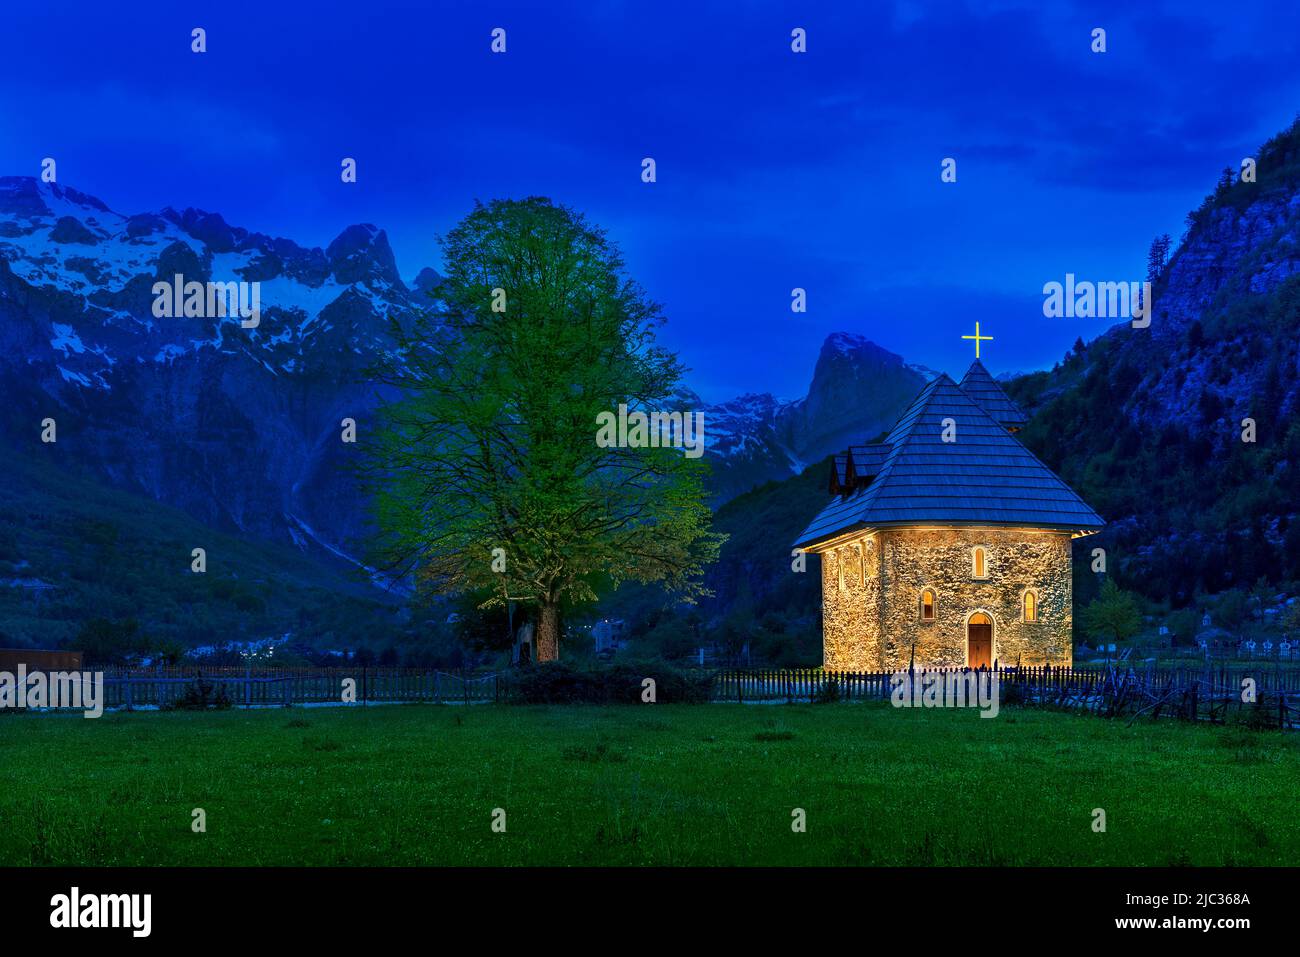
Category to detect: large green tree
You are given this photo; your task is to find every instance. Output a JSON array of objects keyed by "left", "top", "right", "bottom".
[{"left": 366, "top": 198, "right": 723, "bottom": 661}]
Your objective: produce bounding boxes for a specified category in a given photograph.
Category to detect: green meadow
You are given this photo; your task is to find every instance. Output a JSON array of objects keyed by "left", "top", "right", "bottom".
[{"left": 1, "top": 702, "right": 1295, "bottom": 866}]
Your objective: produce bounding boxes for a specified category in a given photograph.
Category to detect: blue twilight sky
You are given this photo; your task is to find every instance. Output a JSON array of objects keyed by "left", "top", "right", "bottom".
[{"left": 2, "top": 1, "right": 1298, "bottom": 402}]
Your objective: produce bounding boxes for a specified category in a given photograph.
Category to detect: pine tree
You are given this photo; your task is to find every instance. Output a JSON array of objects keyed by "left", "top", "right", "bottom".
[{"left": 1146, "top": 234, "right": 1172, "bottom": 283}]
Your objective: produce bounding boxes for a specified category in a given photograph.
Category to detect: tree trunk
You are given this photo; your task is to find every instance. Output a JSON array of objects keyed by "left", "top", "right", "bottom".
[{"left": 536, "top": 601, "right": 560, "bottom": 662}]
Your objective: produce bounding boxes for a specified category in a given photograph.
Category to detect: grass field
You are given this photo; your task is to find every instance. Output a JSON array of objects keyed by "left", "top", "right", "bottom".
[{"left": 1, "top": 702, "right": 1296, "bottom": 866}]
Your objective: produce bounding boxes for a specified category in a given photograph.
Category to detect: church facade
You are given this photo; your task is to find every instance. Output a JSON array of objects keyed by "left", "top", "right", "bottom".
[{"left": 793, "top": 358, "right": 1103, "bottom": 671}]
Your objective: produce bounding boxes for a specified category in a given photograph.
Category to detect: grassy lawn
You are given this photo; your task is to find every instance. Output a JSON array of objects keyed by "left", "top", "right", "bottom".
[{"left": 1, "top": 702, "right": 1296, "bottom": 866}]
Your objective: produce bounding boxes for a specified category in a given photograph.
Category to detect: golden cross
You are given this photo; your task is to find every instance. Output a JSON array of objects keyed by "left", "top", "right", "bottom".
[{"left": 961, "top": 321, "right": 993, "bottom": 359}]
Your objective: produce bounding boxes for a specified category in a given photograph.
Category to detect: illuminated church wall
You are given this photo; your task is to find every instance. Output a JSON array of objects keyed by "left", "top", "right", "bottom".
[{"left": 819, "top": 527, "right": 1074, "bottom": 671}]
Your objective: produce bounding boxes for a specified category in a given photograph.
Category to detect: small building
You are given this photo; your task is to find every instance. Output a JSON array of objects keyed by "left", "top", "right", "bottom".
[
  {"left": 793, "top": 360, "right": 1104, "bottom": 671},
  {"left": 0, "top": 648, "right": 84, "bottom": 671}
]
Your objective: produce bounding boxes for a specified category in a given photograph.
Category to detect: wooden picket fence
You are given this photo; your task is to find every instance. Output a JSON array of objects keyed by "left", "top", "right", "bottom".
[
  {"left": 20, "top": 662, "right": 1300, "bottom": 727},
  {"left": 712, "top": 664, "right": 1300, "bottom": 730},
  {"left": 93, "top": 667, "right": 501, "bottom": 709}
]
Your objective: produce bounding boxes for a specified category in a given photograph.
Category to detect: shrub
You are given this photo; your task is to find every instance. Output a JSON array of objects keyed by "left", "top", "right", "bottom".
[
  {"left": 163, "top": 676, "right": 232, "bottom": 711},
  {"left": 505, "top": 662, "right": 715, "bottom": 704},
  {"left": 1231, "top": 694, "right": 1279, "bottom": 732},
  {"left": 1000, "top": 679, "right": 1027, "bottom": 707},
  {"left": 812, "top": 678, "right": 840, "bottom": 704}
]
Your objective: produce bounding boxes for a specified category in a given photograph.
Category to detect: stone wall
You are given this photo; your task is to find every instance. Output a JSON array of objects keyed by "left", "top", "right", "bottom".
[
  {"left": 819, "top": 526, "right": 1075, "bottom": 671},
  {"left": 820, "top": 534, "right": 882, "bottom": 670}
]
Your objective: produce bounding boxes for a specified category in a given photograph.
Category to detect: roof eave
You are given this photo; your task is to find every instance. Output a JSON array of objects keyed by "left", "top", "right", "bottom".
[{"left": 795, "top": 518, "right": 1104, "bottom": 552}]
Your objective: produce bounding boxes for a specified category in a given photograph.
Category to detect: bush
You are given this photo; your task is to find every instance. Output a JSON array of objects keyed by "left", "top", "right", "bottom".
[
  {"left": 1231, "top": 694, "right": 1279, "bottom": 732},
  {"left": 1000, "top": 679, "right": 1027, "bottom": 707},
  {"left": 812, "top": 678, "right": 840, "bottom": 704},
  {"left": 505, "top": 662, "right": 715, "bottom": 704},
  {"left": 163, "top": 676, "right": 233, "bottom": 711}
]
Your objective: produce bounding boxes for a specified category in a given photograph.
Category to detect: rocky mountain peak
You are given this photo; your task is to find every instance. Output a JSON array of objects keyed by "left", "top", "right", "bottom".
[
  {"left": 169, "top": 208, "right": 242, "bottom": 253},
  {"left": 326, "top": 224, "right": 402, "bottom": 288},
  {"left": 701, "top": 333, "right": 930, "bottom": 502},
  {"left": 410, "top": 266, "right": 443, "bottom": 296},
  {"left": 0, "top": 176, "right": 114, "bottom": 221}
]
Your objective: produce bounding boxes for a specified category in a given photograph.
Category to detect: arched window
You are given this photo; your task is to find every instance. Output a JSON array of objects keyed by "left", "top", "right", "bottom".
[
  {"left": 972, "top": 547, "right": 988, "bottom": 578},
  {"left": 920, "top": 589, "right": 936, "bottom": 621},
  {"left": 1023, "top": 590, "right": 1038, "bottom": 622}
]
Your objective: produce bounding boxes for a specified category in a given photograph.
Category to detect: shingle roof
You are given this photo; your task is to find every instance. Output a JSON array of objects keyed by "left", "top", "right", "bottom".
[
  {"left": 795, "top": 374, "right": 1103, "bottom": 549},
  {"left": 847, "top": 444, "right": 888, "bottom": 479},
  {"left": 831, "top": 454, "right": 849, "bottom": 491},
  {"left": 958, "top": 359, "right": 1028, "bottom": 428}
]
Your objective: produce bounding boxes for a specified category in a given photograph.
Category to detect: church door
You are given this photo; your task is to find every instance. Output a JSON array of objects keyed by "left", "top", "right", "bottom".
[{"left": 967, "top": 613, "right": 993, "bottom": 668}]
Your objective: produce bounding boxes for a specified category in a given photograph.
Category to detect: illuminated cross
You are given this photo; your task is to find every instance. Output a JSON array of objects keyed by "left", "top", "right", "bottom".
[{"left": 961, "top": 321, "right": 993, "bottom": 359}]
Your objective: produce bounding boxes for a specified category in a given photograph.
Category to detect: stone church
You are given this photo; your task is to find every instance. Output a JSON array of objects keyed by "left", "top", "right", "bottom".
[{"left": 793, "top": 358, "right": 1103, "bottom": 671}]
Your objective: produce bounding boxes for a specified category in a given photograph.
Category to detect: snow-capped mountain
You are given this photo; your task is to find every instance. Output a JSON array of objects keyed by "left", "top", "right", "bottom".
[
  {"left": 0, "top": 176, "right": 423, "bottom": 567},
  {"left": 0, "top": 177, "right": 420, "bottom": 385},
  {"left": 0, "top": 176, "right": 931, "bottom": 569}
]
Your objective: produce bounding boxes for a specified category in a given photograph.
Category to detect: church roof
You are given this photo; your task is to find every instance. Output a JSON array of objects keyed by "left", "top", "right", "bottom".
[
  {"left": 832, "top": 452, "right": 852, "bottom": 488},
  {"left": 794, "top": 374, "right": 1103, "bottom": 549},
  {"left": 957, "top": 359, "right": 1028, "bottom": 428},
  {"left": 847, "top": 444, "right": 889, "bottom": 479},
  {"left": 831, "top": 445, "right": 890, "bottom": 493}
]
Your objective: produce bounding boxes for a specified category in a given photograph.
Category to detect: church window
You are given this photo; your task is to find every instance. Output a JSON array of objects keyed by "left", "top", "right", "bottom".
[
  {"left": 972, "top": 546, "right": 988, "bottom": 578},
  {"left": 920, "top": 589, "right": 936, "bottom": 621},
  {"left": 1023, "top": 590, "right": 1038, "bottom": 622}
]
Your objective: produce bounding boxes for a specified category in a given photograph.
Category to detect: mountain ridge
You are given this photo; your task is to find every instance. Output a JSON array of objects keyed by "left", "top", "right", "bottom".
[
  {"left": 1004, "top": 116, "right": 1300, "bottom": 606},
  {"left": 0, "top": 175, "right": 951, "bottom": 647},
  {"left": 0, "top": 175, "right": 933, "bottom": 531}
]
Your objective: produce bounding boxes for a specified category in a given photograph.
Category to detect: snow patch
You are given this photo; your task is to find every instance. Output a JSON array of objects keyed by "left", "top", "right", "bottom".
[
  {"left": 56, "top": 365, "right": 92, "bottom": 387},
  {"left": 49, "top": 323, "right": 85, "bottom": 355}
]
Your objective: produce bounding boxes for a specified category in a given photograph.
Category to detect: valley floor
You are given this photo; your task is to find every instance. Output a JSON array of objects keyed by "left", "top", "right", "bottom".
[{"left": 0, "top": 702, "right": 1295, "bottom": 866}]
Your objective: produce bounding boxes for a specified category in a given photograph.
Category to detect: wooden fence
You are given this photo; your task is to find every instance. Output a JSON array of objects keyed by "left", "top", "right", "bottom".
[
  {"left": 712, "top": 664, "right": 1300, "bottom": 730},
  {"left": 92, "top": 668, "right": 501, "bottom": 709},
  {"left": 15, "top": 663, "right": 1299, "bottom": 727}
]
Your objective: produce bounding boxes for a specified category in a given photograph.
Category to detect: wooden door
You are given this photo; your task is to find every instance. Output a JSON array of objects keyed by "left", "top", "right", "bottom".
[{"left": 968, "top": 616, "right": 992, "bottom": 668}]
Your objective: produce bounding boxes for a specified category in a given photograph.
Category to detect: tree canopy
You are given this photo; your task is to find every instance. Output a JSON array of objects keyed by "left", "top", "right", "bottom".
[
  {"left": 1081, "top": 579, "right": 1142, "bottom": 646},
  {"left": 365, "top": 198, "right": 724, "bottom": 660}
]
